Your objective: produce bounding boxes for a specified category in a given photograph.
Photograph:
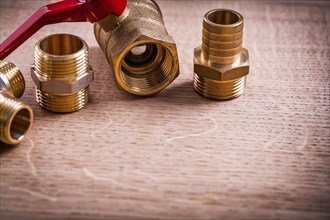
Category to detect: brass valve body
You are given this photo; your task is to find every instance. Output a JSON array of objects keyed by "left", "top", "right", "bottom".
[
  {"left": 94, "top": 0, "right": 180, "bottom": 96},
  {"left": 31, "top": 34, "right": 94, "bottom": 113},
  {"left": 0, "top": 60, "right": 33, "bottom": 145},
  {"left": 194, "top": 9, "right": 249, "bottom": 100}
]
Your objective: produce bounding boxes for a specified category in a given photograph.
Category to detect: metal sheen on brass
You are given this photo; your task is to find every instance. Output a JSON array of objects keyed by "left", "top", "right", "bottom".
[
  {"left": 94, "top": 0, "right": 180, "bottom": 96},
  {"left": 31, "top": 34, "right": 94, "bottom": 113},
  {"left": 0, "top": 60, "right": 33, "bottom": 145},
  {"left": 194, "top": 9, "right": 250, "bottom": 100}
]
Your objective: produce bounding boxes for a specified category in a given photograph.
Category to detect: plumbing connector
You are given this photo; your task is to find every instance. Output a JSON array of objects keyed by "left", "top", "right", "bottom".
[
  {"left": 194, "top": 9, "right": 249, "bottom": 100},
  {"left": 94, "top": 0, "right": 180, "bottom": 96},
  {"left": 0, "top": 60, "right": 33, "bottom": 145},
  {"left": 0, "top": 0, "right": 127, "bottom": 59},
  {"left": 31, "top": 34, "right": 94, "bottom": 113}
]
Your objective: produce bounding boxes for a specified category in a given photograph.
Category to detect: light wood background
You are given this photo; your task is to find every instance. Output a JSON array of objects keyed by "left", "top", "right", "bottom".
[{"left": 0, "top": 0, "right": 329, "bottom": 219}]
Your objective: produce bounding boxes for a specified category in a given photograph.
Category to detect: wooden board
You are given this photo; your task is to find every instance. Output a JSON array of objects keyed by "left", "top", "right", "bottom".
[{"left": 1, "top": 0, "right": 329, "bottom": 219}]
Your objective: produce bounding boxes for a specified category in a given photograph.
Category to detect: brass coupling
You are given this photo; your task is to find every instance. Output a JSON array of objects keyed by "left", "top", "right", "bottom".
[
  {"left": 94, "top": 0, "right": 180, "bottom": 96},
  {"left": 194, "top": 9, "right": 249, "bottom": 100},
  {"left": 0, "top": 60, "right": 33, "bottom": 145},
  {"left": 31, "top": 34, "right": 94, "bottom": 113}
]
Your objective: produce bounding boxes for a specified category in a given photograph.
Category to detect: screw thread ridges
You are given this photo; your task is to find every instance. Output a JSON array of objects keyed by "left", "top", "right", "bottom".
[
  {"left": 194, "top": 9, "right": 248, "bottom": 100},
  {"left": 194, "top": 74, "right": 246, "bottom": 100},
  {"left": 93, "top": 0, "right": 180, "bottom": 96},
  {"left": 119, "top": 47, "right": 176, "bottom": 92},
  {"left": 0, "top": 60, "right": 25, "bottom": 98},
  {"left": 36, "top": 87, "right": 90, "bottom": 113},
  {"left": 33, "top": 34, "right": 92, "bottom": 113},
  {"left": 202, "top": 9, "right": 244, "bottom": 65},
  {"left": 0, "top": 92, "right": 33, "bottom": 145},
  {"left": 34, "top": 47, "right": 89, "bottom": 79}
]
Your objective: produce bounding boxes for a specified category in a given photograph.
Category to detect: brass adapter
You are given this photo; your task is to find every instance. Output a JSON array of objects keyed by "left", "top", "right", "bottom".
[
  {"left": 0, "top": 60, "right": 33, "bottom": 145},
  {"left": 94, "top": 0, "right": 180, "bottom": 96},
  {"left": 31, "top": 34, "right": 94, "bottom": 113},
  {"left": 194, "top": 9, "right": 249, "bottom": 100}
]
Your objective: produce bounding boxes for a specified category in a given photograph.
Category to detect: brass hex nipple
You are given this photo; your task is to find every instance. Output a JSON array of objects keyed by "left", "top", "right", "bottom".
[
  {"left": 0, "top": 60, "right": 33, "bottom": 145},
  {"left": 94, "top": 0, "right": 180, "bottom": 96},
  {"left": 194, "top": 9, "right": 249, "bottom": 100},
  {"left": 31, "top": 34, "right": 94, "bottom": 113}
]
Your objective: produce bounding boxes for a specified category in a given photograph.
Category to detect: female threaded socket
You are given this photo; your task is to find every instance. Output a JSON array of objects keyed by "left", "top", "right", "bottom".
[
  {"left": 194, "top": 9, "right": 249, "bottom": 100},
  {"left": 94, "top": 0, "right": 180, "bottom": 96},
  {"left": 31, "top": 34, "right": 94, "bottom": 113}
]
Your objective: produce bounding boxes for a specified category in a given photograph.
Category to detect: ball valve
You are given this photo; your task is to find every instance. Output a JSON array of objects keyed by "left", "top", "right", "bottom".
[{"left": 0, "top": 0, "right": 127, "bottom": 59}]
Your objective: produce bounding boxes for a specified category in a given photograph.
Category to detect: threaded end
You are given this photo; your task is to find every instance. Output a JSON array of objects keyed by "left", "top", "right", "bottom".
[
  {"left": 0, "top": 60, "right": 25, "bottom": 98},
  {"left": 0, "top": 92, "right": 33, "bottom": 145},
  {"left": 93, "top": 0, "right": 180, "bottom": 96},
  {"left": 33, "top": 34, "right": 92, "bottom": 113},
  {"left": 35, "top": 34, "right": 88, "bottom": 79},
  {"left": 117, "top": 42, "right": 179, "bottom": 96},
  {"left": 194, "top": 73, "right": 246, "bottom": 100},
  {"left": 202, "top": 9, "right": 243, "bottom": 64},
  {"left": 36, "top": 87, "right": 90, "bottom": 113}
]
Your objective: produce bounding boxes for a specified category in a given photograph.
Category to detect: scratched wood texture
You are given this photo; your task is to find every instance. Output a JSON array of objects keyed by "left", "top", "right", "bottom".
[{"left": 0, "top": 0, "right": 329, "bottom": 219}]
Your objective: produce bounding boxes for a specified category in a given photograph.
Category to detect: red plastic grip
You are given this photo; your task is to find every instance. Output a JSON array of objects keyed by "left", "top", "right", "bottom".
[{"left": 0, "top": 0, "right": 127, "bottom": 59}]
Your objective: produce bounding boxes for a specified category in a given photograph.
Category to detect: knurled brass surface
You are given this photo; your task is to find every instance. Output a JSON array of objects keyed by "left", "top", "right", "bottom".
[
  {"left": 31, "top": 34, "right": 94, "bottom": 113},
  {"left": 94, "top": 0, "right": 180, "bottom": 96},
  {"left": 194, "top": 9, "right": 250, "bottom": 100},
  {"left": 0, "top": 61, "right": 33, "bottom": 145}
]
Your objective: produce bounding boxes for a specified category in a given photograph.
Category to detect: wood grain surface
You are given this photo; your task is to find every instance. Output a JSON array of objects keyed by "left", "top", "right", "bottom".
[{"left": 0, "top": 0, "right": 329, "bottom": 219}]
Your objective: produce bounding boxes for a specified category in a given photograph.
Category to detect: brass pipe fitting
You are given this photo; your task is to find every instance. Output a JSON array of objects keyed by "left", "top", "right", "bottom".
[
  {"left": 31, "top": 34, "right": 94, "bottom": 113},
  {"left": 194, "top": 9, "right": 249, "bottom": 100},
  {"left": 94, "top": 0, "right": 180, "bottom": 96},
  {"left": 0, "top": 60, "right": 33, "bottom": 145}
]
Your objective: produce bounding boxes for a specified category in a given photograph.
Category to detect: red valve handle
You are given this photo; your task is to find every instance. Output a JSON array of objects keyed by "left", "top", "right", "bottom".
[{"left": 0, "top": 0, "right": 127, "bottom": 59}]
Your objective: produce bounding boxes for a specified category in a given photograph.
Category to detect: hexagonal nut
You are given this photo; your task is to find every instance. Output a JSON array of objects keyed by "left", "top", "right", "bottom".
[
  {"left": 194, "top": 46, "right": 249, "bottom": 81},
  {"left": 93, "top": 0, "right": 180, "bottom": 96},
  {"left": 30, "top": 65, "right": 94, "bottom": 94}
]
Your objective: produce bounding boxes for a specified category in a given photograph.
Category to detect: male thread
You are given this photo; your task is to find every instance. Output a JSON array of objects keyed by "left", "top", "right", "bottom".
[
  {"left": 0, "top": 60, "right": 25, "bottom": 98},
  {"left": 36, "top": 87, "right": 90, "bottom": 113},
  {"left": 194, "top": 74, "right": 246, "bottom": 100},
  {"left": 0, "top": 91, "right": 33, "bottom": 145},
  {"left": 32, "top": 34, "right": 93, "bottom": 113},
  {"left": 0, "top": 60, "right": 33, "bottom": 145},
  {"left": 194, "top": 9, "right": 249, "bottom": 100}
]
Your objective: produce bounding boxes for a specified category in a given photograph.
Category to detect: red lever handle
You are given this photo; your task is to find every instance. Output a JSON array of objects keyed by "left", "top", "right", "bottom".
[{"left": 0, "top": 0, "right": 127, "bottom": 59}]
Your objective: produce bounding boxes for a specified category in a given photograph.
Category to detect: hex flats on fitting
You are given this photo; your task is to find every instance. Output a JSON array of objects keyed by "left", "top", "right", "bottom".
[
  {"left": 94, "top": 0, "right": 180, "bottom": 96},
  {"left": 31, "top": 34, "right": 94, "bottom": 113},
  {"left": 194, "top": 9, "right": 250, "bottom": 100}
]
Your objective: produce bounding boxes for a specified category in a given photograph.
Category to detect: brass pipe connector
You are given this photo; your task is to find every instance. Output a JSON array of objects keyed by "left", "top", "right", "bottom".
[
  {"left": 94, "top": 0, "right": 180, "bottom": 96},
  {"left": 0, "top": 60, "right": 33, "bottom": 145},
  {"left": 194, "top": 9, "right": 249, "bottom": 100},
  {"left": 31, "top": 34, "right": 94, "bottom": 113}
]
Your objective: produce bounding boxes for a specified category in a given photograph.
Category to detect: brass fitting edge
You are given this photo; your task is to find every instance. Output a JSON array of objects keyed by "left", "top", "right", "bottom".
[
  {"left": 31, "top": 34, "right": 94, "bottom": 113},
  {"left": 194, "top": 9, "right": 250, "bottom": 100},
  {"left": 0, "top": 60, "right": 25, "bottom": 98},
  {"left": 0, "top": 91, "right": 33, "bottom": 145},
  {"left": 0, "top": 61, "right": 33, "bottom": 145},
  {"left": 94, "top": 0, "right": 180, "bottom": 96}
]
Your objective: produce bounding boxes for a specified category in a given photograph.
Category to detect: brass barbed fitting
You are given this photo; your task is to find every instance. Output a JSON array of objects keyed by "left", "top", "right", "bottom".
[
  {"left": 194, "top": 9, "right": 249, "bottom": 100},
  {"left": 0, "top": 60, "right": 33, "bottom": 145},
  {"left": 31, "top": 34, "right": 94, "bottom": 113},
  {"left": 94, "top": 0, "right": 180, "bottom": 96}
]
